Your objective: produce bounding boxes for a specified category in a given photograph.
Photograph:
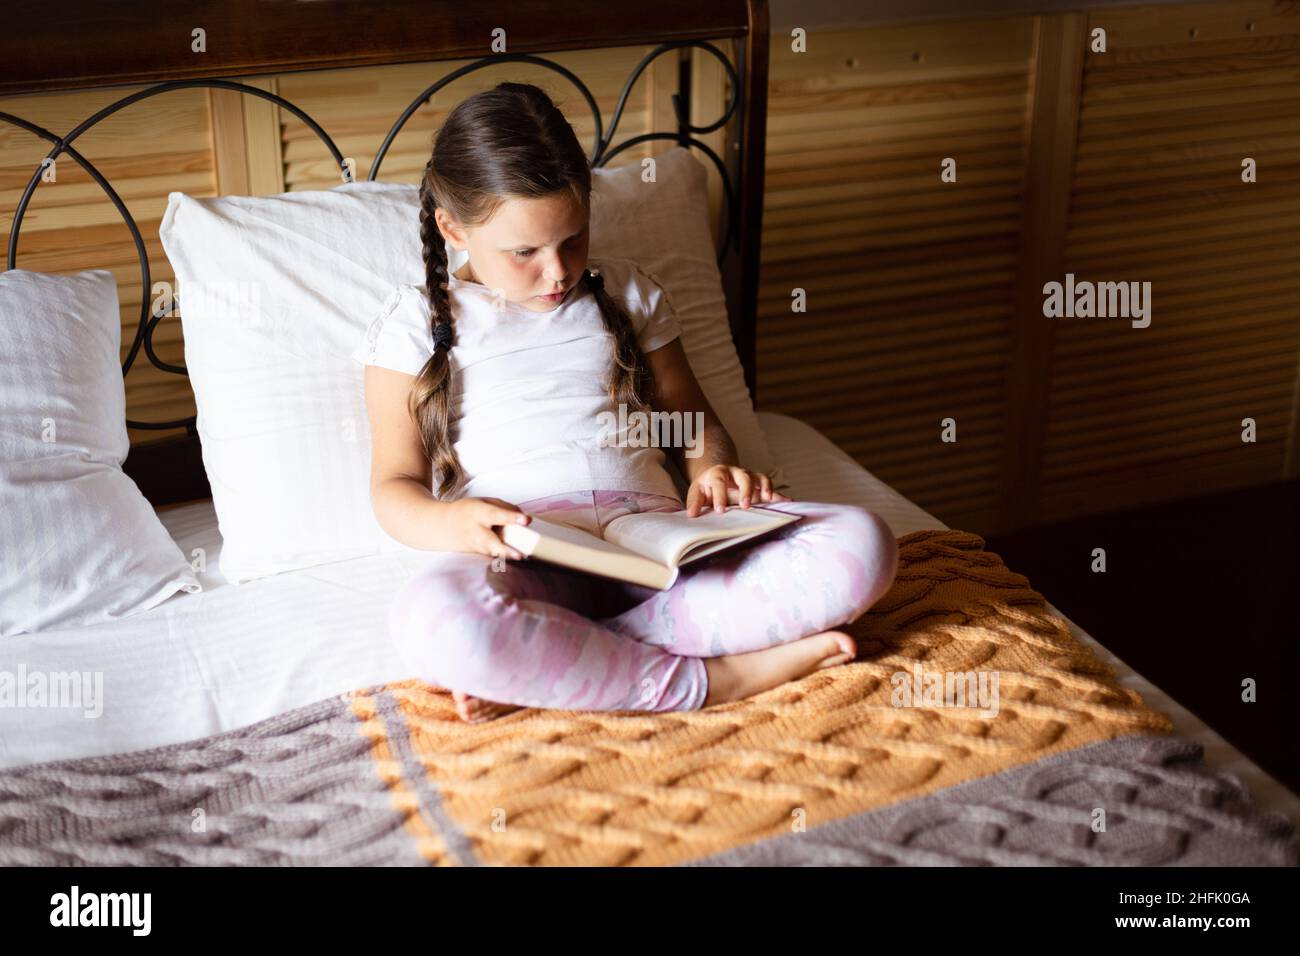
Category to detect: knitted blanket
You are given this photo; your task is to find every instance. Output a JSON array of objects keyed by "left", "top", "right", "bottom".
[{"left": 2, "top": 530, "right": 1296, "bottom": 866}]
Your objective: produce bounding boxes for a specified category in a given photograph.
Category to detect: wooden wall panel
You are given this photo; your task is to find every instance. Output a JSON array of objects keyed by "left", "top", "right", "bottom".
[
  {"left": 1039, "top": 0, "right": 1300, "bottom": 522},
  {"left": 758, "top": 1, "right": 1299, "bottom": 534},
  {"left": 758, "top": 17, "right": 1036, "bottom": 532}
]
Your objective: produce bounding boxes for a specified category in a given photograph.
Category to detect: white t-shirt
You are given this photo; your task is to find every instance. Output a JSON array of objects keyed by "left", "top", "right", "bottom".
[{"left": 351, "top": 256, "right": 685, "bottom": 505}]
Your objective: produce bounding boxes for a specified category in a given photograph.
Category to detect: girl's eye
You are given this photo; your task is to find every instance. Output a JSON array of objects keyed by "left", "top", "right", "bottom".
[{"left": 513, "top": 235, "right": 581, "bottom": 259}]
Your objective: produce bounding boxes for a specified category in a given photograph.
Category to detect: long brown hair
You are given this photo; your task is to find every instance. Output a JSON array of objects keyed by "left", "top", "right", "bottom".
[{"left": 412, "top": 81, "right": 655, "bottom": 499}]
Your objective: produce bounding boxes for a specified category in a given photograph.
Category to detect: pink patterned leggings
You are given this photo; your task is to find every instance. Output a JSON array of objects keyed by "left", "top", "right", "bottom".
[{"left": 387, "top": 490, "right": 899, "bottom": 713}]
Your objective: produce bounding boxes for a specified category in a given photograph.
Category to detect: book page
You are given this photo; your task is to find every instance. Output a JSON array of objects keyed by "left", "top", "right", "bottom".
[
  {"left": 500, "top": 515, "right": 677, "bottom": 590},
  {"left": 603, "top": 507, "right": 797, "bottom": 568},
  {"left": 508, "top": 516, "right": 641, "bottom": 562}
]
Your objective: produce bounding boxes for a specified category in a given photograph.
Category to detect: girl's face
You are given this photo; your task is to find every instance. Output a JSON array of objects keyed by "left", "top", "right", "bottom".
[{"left": 435, "top": 191, "right": 590, "bottom": 313}]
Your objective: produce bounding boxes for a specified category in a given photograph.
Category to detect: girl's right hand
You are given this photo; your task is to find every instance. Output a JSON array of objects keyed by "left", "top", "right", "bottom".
[{"left": 437, "top": 497, "right": 531, "bottom": 560}]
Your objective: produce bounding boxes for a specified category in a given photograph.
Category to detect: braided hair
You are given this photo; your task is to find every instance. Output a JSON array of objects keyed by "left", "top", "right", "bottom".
[{"left": 411, "top": 82, "right": 655, "bottom": 499}]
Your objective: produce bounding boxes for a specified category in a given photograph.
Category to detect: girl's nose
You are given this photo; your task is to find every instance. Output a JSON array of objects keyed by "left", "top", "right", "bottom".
[{"left": 544, "top": 250, "right": 569, "bottom": 278}]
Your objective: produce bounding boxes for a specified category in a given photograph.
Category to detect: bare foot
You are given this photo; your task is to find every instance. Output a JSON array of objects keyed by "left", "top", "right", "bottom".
[
  {"left": 702, "top": 630, "right": 856, "bottom": 707},
  {"left": 452, "top": 689, "right": 523, "bottom": 724}
]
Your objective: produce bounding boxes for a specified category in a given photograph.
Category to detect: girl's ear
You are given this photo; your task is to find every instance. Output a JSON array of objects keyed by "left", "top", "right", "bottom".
[{"left": 433, "top": 207, "right": 468, "bottom": 251}]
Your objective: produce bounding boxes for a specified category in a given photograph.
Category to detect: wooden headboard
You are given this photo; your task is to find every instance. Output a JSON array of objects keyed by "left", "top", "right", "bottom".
[{"left": 0, "top": 0, "right": 769, "bottom": 505}]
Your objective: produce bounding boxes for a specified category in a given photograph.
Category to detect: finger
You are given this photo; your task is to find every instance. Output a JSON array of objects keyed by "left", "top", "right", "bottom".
[
  {"left": 685, "top": 483, "right": 701, "bottom": 518},
  {"left": 757, "top": 473, "right": 773, "bottom": 502},
  {"left": 734, "top": 469, "right": 754, "bottom": 508},
  {"left": 711, "top": 476, "right": 729, "bottom": 514},
  {"left": 478, "top": 529, "right": 503, "bottom": 557},
  {"left": 481, "top": 501, "right": 528, "bottom": 527},
  {"left": 498, "top": 508, "right": 529, "bottom": 527},
  {"left": 480, "top": 529, "right": 523, "bottom": 561}
]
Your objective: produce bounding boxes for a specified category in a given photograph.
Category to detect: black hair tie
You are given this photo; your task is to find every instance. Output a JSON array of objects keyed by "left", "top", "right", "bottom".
[
  {"left": 583, "top": 268, "right": 603, "bottom": 292},
  {"left": 432, "top": 322, "right": 453, "bottom": 351}
]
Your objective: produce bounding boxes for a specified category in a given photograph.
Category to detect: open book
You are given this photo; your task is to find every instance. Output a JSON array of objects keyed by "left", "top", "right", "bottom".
[{"left": 498, "top": 505, "right": 802, "bottom": 590}]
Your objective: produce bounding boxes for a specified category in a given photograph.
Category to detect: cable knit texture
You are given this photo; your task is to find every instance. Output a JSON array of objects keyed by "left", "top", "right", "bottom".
[{"left": 1, "top": 530, "right": 1295, "bottom": 866}]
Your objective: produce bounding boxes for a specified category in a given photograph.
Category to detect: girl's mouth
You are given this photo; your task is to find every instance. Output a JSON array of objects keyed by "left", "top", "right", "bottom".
[{"left": 537, "top": 289, "right": 566, "bottom": 302}]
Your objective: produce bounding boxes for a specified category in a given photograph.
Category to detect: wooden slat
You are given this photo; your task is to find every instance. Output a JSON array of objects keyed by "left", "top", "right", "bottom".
[
  {"left": 208, "top": 89, "right": 251, "bottom": 196},
  {"left": 242, "top": 77, "right": 286, "bottom": 196},
  {"left": 996, "top": 12, "right": 1087, "bottom": 532}
]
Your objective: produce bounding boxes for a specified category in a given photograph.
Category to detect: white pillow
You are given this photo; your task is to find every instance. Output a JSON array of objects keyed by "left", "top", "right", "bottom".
[
  {"left": 0, "top": 269, "right": 201, "bottom": 636},
  {"left": 160, "top": 184, "right": 426, "bottom": 584},
  {"left": 159, "top": 148, "right": 777, "bottom": 583}
]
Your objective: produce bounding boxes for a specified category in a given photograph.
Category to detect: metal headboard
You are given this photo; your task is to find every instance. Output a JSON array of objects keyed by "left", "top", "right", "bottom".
[{"left": 0, "top": 0, "right": 769, "bottom": 504}]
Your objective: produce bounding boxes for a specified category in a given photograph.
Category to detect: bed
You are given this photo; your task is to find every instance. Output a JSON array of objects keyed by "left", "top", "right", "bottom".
[{"left": 1, "top": 0, "right": 1297, "bottom": 867}]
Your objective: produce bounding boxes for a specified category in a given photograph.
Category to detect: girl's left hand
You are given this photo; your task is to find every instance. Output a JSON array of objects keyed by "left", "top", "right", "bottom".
[{"left": 685, "top": 464, "right": 793, "bottom": 517}]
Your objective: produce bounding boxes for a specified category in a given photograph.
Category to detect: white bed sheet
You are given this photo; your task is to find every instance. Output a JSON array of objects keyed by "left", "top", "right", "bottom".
[{"left": 2, "top": 411, "right": 1296, "bottom": 831}]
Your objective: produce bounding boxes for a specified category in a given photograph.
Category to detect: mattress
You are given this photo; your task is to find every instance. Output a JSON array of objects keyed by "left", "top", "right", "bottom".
[{"left": 2, "top": 410, "right": 1296, "bottom": 833}]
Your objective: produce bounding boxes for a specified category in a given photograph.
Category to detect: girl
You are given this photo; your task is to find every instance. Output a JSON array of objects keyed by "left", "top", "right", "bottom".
[{"left": 355, "top": 82, "right": 899, "bottom": 724}]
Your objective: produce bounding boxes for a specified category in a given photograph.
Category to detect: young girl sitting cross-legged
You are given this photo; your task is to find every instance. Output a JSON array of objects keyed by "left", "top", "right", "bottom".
[{"left": 355, "top": 82, "right": 899, "bottom": 724}]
